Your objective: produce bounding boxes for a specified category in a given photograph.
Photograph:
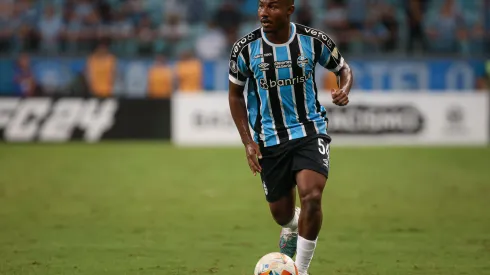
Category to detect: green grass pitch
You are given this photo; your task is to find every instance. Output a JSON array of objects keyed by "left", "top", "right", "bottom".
[{"left": 0, "top": 143, "right": 489, "bottom": 275}]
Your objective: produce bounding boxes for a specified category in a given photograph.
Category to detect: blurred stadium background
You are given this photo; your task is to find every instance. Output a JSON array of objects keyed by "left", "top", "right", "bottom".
[{"left": 0, "top": 0, "right": 489, "bottom": 274}]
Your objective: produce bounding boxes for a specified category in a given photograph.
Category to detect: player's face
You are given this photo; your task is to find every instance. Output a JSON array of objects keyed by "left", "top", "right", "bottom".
[{"left": 258, "top": 0, "right": 294, "bottom": 33}]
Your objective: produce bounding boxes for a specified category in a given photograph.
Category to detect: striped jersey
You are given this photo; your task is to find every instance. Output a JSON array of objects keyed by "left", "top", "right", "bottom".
[{"left": 229, "top": 22, "right": 344, "bottom": 147}]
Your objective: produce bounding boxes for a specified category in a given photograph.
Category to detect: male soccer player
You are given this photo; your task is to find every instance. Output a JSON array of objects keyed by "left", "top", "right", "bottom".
[{"left": 228, "top": 0, "right": 353, "bottom": 274}]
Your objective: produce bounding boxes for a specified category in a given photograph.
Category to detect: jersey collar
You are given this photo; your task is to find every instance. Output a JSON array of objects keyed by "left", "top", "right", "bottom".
[{"left": 261, "top": 22, "right": 296, "bottom": 47}]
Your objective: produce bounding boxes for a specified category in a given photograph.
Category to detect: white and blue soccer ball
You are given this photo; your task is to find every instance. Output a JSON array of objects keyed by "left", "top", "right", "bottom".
[{"left": 254, "top": 252, "right": 298, "bottom": 275}]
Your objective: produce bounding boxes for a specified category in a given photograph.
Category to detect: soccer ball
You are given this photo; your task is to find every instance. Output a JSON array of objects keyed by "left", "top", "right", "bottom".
[{"left": 254, "top": 252, "right": 298, "bottom": 275}]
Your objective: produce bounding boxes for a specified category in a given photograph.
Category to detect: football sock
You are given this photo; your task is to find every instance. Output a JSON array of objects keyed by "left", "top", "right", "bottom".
[
  {"left": 295, "top": 236, "right": 317, "bottom": 274},
  {"left": 282, "top": 208, "right": 299, "bottom": 230}
]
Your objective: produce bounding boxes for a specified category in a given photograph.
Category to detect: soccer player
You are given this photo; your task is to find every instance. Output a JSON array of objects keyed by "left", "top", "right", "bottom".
[{"left": 228, "top": 0, "right": 353, "bottom": 274}]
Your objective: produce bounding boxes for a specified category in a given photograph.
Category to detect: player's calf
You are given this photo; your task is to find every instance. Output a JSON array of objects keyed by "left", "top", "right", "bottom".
[
  {"left": 267, "top": 189, "right": 300, "bottom": 258},
  {"left": 295, "top": 169, "right": 327, "bottom": 275},
  {"left": 297, "top": 169, "right": 326, "bottom": 239}
]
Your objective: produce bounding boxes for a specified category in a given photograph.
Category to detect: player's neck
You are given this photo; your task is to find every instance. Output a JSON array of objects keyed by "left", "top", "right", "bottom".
[{"left": 264, "top": 23, "right": 291, "bottom": 45}]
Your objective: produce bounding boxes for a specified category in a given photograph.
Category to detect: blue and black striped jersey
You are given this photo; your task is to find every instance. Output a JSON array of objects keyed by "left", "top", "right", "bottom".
[{"left": 229, "top": 23, "right": 345, "bottom": 147}]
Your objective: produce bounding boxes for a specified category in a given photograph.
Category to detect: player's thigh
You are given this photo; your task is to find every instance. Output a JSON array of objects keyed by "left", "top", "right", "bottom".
[
  {"left": 292, "top": 136, "right": 330, "bottom": 199},
  {"left": 268, "top": 187, "right": 296, "bottom": 225},
  {"left": 259, "top": 151, "right": 296, "bottom": 204}
]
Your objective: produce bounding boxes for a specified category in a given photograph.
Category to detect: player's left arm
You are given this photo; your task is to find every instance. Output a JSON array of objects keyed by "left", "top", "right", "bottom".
[{"left": 318, "top": 41, "right": 353, "bottom": 106}]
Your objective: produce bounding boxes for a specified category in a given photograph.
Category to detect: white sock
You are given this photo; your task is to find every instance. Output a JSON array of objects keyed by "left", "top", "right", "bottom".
[
  {"left": 282, "top": 207, "right": 299, "bottom": 231},
  {"left": 295, "top": 236, "right": 317, "bottom": 275}
]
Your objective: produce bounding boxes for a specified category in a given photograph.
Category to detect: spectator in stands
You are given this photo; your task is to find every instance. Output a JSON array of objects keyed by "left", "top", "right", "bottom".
[
  {"left": 73, "top": 0, "right": 94, "bottom": 20},
  {"left": 424, "top": 0, "right": 466, "bottom": 54},
  {"left": 0, "top": 1, "right": 14, "bottom": 53},
  {"left": 346, "top": 0, "right": 367, "bottom": 31},
  {"left": 80, "top": 8, "right": 103, "bottom": 53},
  {"left": 361, "top": 12, "right": 390, "bottom": 54},
  {"left": 195, "top": 21, "right": 227, "bottom": 61},
  {"left": 164, "top": 0, "right": 187, "bottom": 19},
  {"left": 13, "top": 0, "right": 39, "bottom": 53},
  {"left": 110, "top": 9, "right": 135, "bottom": 56},
  {"left": 86, "top": 41, "right": 116, "bottom": 97},
  {"left": 377, "top": 1, "right": 398, "bottom": 52},
  {"left": 322, "top": 0, "right": 349, "bottom": 49},
  {"left": 127, "top": 0, "right": 146, "bottom": 26},
  {"left": 147, "top": 54, "right": 174, "bottom": 98},
  {"left": 405, "top": 0, "right": 429, "bottom": 54},
  {"left": 38, "top": 5, "right": 63, "bottom": 54},
  {"left": 464, "top": 20, "right": 486, "bottom": 55},
  {"left": 175, "top": 50, "right": 202, "bottom": 92},
  {"left": 135, "top": 14, "right": 156, "bottom": 55},
  {"left": 13, "top": 53, "right": 41, "bottom": 97},
  {"left": 185, "top": 0, "right": 206, "bottom": 25},
  {"left": 214, "top": 2, "right": 242, "bottom": 34},
  {"left": 159, "top": 14, "right": 189, "bottom": 56},
  {"left": 295, "top": 0, "right": 314, "bottom": 27},
  {"left": 61, "top": 6, "right": 82, "bottom": 53}
]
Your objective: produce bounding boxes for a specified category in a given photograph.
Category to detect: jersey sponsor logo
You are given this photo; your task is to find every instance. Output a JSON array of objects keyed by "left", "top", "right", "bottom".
[
  {"left": 258, "top": 62, "right": 270, "bottom": 71},
  {"left": 297, "top": 56, "right": 309, "bottom": 68},
  {"left": 0, "top": 98, "right": 118, "bottom": 142},
  {"left": 231, "top": 33, "right": 257, "bottom": 58},
  {"left": 259, "top": 71, "right": 313, "bottom": 90},
  {"left": 232, "top": 37, "right": 248, "bottom": 58},
  {"left": 304, "top": 27, "right": 333, "bottom": 48},
  {"left": 253, "top": 53, "right": 272, "bottom": 59},
  {"left": 229, "top": 60, "right": 239, "bottom": 73},
  {"left": 274, "top": 60, "right": 292, "bottom": 69}
]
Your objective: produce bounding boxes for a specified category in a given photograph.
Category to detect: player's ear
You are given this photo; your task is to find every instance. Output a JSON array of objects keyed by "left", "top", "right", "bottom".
[{"left": 287, "top": 4, "right": 295, "bottom": 16}]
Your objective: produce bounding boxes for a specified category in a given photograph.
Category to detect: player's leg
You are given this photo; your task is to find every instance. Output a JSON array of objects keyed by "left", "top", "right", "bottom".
[
  {"left": 295, "top": 170, "right": 327, "bottom": 275},
  {"left": 268, "top": 187, "right": 296, "bottom": 226},
  {"left": 259, "top": 145, "right": 300, "bottom": 258},
  {"left": 292, "top": 136, "right": 331, "bottom": 275},
  {"left": 296, "top": 170, "right": 326, "bottom": 240},
  {"left": 267, "top": 187, "right": 300, "bottom": 258}
]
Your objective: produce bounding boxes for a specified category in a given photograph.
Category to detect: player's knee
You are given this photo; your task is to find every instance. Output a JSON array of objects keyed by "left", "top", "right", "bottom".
[{"left": 300, "top": 189, "right": 323, "bottom": 213}]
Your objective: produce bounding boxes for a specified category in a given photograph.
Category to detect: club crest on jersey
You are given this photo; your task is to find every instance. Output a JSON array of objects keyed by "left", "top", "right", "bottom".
[
  {"left": 229, "top": 60, "right": 238, "bottom": 73},
  {"left": 297, "top": 56, "right": 309, "bottom": 68}
]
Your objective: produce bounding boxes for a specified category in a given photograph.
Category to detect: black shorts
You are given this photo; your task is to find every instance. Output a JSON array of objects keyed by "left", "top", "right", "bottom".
[{"left": 258, "top": 134, "right": 331, "bottom": 203}]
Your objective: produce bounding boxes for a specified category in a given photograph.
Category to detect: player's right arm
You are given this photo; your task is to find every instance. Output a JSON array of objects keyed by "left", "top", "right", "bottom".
[
  {"left": 228, "top": 48, "right": 262, "bottom": 176},
  {"left": 229, "top": 81, "right": 262, "bottom": 176}
]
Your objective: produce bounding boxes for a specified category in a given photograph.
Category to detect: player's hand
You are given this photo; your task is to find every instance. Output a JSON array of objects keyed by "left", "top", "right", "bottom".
[
  {"left": 331, "top": 89, "right": 349, "bottom": 106},
  {"left": 244, "top": 141, "right": 262, "bottom": 176}
]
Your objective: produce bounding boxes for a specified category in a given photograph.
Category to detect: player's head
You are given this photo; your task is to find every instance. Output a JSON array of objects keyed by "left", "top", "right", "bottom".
[{"left": 258, "top": 0, "right": 295, "bottom": 33}]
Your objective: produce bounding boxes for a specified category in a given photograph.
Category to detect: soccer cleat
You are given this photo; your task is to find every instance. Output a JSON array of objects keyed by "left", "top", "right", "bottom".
[{"left": 279, "top": 207, "right": 300, "bottom": 258}]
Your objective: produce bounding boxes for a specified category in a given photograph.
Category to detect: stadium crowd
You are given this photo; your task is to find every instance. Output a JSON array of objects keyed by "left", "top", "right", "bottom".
[
  {"left": 1, "top": 0, "right": 489, "bottom": 97},
  {"left": 1, "top": 0, "right": 488, "bottom": 57}
]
